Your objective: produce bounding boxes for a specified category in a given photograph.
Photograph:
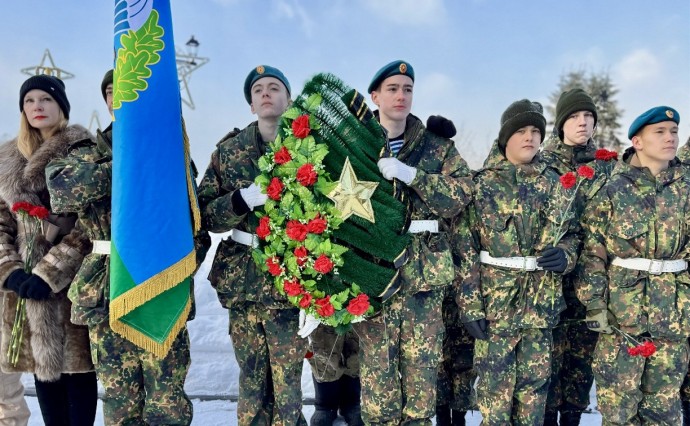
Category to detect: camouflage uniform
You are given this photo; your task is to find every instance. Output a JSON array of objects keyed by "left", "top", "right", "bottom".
[
  {"left": 197, "top": 123, "right": 308, "bottom": 426},
  {"left": 45, "top": 124, "right": 207, "bottom": 426},
  {"left": 456, "top": 141, "right": 579, "bottom": 426},
  {"left": 353, "top": 114, "right": 473, "bottom": 426},
  {"left": 678, "top": 142, "right": 690, "bottom": 410},
  {"left": 308, "top": 326, "right": 359, "bottom": 382},
  {"left": 539, "top": 134, "right": 616, "bottom": 419},
  {"left": 578, "top": 147, "right": 690, "bottom": 425}
]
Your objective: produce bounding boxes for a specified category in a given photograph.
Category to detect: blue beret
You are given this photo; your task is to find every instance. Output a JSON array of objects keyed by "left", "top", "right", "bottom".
[
  {"left": 628, "top": 106, "right": 680, "bottom": 139},
  {"left": 243, "top": 65, "right": 291, "bottom": 104},
  {"left": 367, "top": 60, "right": 414, "bottom": 93}
]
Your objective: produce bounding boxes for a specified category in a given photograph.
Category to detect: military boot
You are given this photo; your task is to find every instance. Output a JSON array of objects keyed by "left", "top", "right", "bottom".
[
  {"left": 338, "top": 375, "right": 364, "bottom": 426},
  {"left": 451, "top": 410, "right": 466, "bottom": 426},
  {"left": 683, "top": 400, "right": 690, "bottom": 426},
  {"left": 559, "top": 410, "right": 582, "bottom": 426},
  {"left": 311, "top": 376, "right": 339, "bottom": 426},
  {"left": 543, "top": 410, "right": 558, "bottom": 426},
  {"left": 435, "top": 404, "right": 451, "bottom": 426}
]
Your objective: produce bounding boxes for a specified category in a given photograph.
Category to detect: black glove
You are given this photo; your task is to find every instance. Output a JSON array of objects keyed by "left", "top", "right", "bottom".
[
  {"left": 3, "top": 270, "right": 30, "bottom": 293},
  {"left": 463, "top": 318, "right": 489, "bottom": 340},
  {"left": 537, "top": 246, "right": 567, "bottom": 273},
  {"left": 426, "top": 115, "right": 457, "bottom": 139},
  {"left": 18, "top": 275, "right": 52, "bottom": 300}
]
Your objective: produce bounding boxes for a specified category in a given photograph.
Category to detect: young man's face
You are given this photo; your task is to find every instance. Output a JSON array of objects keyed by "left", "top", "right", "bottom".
[
  {"left": 371, "top": 74, "right": 413, "bottom": 125},
  {"left": 250, "top": 77, "right": 290, "bottom": 120},
  {"left": 105, "top": 83, "right": 114, "bottom": 116},
  {"left": 632, "top": 121, "right": 679, "bottom": 164},
  {"left": 505, "top": 125, "right": 541, "bottom": 165},
  {"left": 562, "top": 110, "right": 595, "bottom": 146}
]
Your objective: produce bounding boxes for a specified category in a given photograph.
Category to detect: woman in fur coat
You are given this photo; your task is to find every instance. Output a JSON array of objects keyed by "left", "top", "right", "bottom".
[{"left": 0, "top": 75, "right": 97, "bottom": 425}]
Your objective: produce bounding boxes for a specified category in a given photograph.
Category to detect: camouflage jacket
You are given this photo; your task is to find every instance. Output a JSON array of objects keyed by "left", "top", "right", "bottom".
[
  {"left": 540, "top": 135, "right": 617, "bottom": 318},
  {"left": 197, "top": 123, "right": 290, "bottom": 308},
  {"left": 457, "top": 141, "right": 579, "bottom": 331},
  {"left": 578, "top": 147, "right": 690, "bottom": 340},
  {"left": 678, "top": 142, "right": 690, "bottom": 166},
  {"left": 46, "top": 125, "right": 208, "bottom": 326},
  {"left": 391, "top": 114, "right": 474, "bottom": 295}
]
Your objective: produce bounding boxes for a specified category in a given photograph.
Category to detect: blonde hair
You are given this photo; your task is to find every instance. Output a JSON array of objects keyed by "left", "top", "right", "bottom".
[{"left": 17, "top": 110, "right": 68, "bottom": 159}]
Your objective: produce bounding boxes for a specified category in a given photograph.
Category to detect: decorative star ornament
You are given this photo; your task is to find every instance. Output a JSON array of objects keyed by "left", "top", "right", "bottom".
[
  {"left": 21, "top": 49, "right": 74, "bottom": 80},
  {"left": 327, "top": 157, "right": 378, "bottom": 223}
]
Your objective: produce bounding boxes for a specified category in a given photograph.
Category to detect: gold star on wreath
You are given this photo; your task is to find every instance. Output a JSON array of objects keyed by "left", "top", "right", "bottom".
[{"left": 327, "top": 157, "right": 378, "bottom": 223}]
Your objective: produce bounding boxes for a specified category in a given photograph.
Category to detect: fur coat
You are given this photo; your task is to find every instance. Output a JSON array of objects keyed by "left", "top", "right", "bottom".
[{"left": 0, "top": 125, "right": 94, "bottom": 381}]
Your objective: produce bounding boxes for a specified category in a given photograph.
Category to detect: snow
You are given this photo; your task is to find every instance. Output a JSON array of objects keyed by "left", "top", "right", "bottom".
[{"left": 20, "top": 234, "right": 603, "bottom": 425}]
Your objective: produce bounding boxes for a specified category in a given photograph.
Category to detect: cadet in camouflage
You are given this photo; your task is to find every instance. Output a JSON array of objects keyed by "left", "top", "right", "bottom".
[
  {"left": 353, "top": 60, "right": 474, "bottom": 426},
  {"left": 578, "top": 106, "right": 688, "bottom": 425},
  {"left": 45, "top": 69, "right": 208, "bottom": 426},
  {"left": 540, "top": 88, "right": 617, "bottom": 425},
  {"left": 457, "top": 99, "right": 579, "bottom": 426},
  {"left": 197, "top": 65, "right": 308, "bottom": 426}
]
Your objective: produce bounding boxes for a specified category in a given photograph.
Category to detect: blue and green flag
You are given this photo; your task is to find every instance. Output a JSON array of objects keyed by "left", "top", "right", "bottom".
[{"left": 111, "top": 0, "right": 200, "bottom": 357}]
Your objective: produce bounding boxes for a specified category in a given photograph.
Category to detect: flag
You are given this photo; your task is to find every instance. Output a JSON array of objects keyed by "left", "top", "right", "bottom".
[{"left": 110, "top": 0, "right": 200, "bottom": 357}]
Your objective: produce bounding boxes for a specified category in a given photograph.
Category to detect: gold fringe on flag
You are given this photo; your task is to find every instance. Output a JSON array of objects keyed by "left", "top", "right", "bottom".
[{"left": 182, "top": 118, "right": 201, "bottom": 233}]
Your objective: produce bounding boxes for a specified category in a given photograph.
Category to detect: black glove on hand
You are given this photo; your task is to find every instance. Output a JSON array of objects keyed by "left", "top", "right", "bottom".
[
  {"left": 537, "top": 246, "right": 567, "bottom": 273},
  {"left": 426, "top": 115, "right": 457, "bottom": 139},
  {"left": 18, "top": 275, "right": 52, "bottom": 300},
  {"left": 4, "top": 270, "right": 30, "bottom": 293},
  {"left": 463, "top": 318, "right": 489, "bottom": 340}
]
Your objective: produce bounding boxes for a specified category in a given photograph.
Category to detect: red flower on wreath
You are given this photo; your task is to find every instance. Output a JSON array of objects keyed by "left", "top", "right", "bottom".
[
  {"left": 283, "top": 278, "right": 303, "bottom": 297},
  {"left": 299, "top": 293, "right": 313, "bottom": 308},
  {"left": 286, "top": 220, "right": 308, "bottom": 242},
  {"left": 256, "top": 216, "right": 271, "bottom": 240},
  {"left": 266, "top": 256, "right": 283, "bottom": 276},
  {"left": 595, "top": 148, "right": 618, "bottom": 161},
  {"left": 559, "top": 172, "right": 577, "bottom": 189},
  {"left": 314, "top": 255, "right": 334, "bottom": 274},
  {"left": 266, "top": 177, "right": 284, "bottom": 201},
  {"left": 346, "top": 293, "right": 370, "bottom": 316},
  {"left": 296, "top": 163, "right": 318, "bottom": 187},
  {"left": 307, "top": 215, "right": 327, "bottom": 234},
  {"left": 315, "top": 296, "right": 335, "bottom": 317},
  {"left": 577, "top": 165, "right": 595, "bottom": 180},
  {"left": 292, "top": 114, "right": 311, "bottom": 139},
  {"left": 274, "top": 146, "right": 292, "bottom": 165},
  {"left": 294, "top": 246, "right": 308, "bottom": 266}
]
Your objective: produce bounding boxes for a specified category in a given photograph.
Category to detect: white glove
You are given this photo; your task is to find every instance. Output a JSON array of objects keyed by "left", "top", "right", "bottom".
[
  {"left": 298, "top": 311, "right": 321, "bottom": 339},
  {"left": 239, "top": 183, "right": 268, "bottom": 211},
  {"left": 377, "top": 158, "right": 417, "bottom": 185}
]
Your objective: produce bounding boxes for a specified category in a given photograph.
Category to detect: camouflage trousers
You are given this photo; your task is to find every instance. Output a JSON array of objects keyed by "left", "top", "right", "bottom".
[
  {"left": 593, "top": 333, "right": 689, "bottom": 425},
  {"left": 353, "top": 289, "right": 444, "bottom": 426},
  {"left": 436, "top": 294, "right": 475, "bottom": 412},
  {"left": 308, "top": 325, "right": 359, "bottom": 383},
  {"left": 474, "top": 327, "right": 552, "bottom": 426},
  {"left": 88, "top": 321, "right": 192, "bottom": 426},
  {"left": 229, "top": 303, "right": 307, "bottom": 426},
  {"left": 545, "top": 319, "right": 597, "bottom": 414},
  {"left": 680, "top": 337, "right": 690, "bottom": 401}
]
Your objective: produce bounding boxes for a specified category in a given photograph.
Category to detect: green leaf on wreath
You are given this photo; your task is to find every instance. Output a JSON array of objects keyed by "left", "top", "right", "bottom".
[
  {"left": 350, "top": 283, "right": 361, "bottom": 295},
  {"left": 283, "top": 107, "right": 301, "bottom": 120},
  {"left": 304, "top": 93, "right": 322, "bottom": 113},
  {"left": 334, "top": 323, "right": 352, "bottom": 335},
  {"left": 315, "top": 179, "right": 338, "bottom": 197},
  {"left": 304, "top": 236, "right": 319, "bottom": 252},
  {"left": 330, "top": 243, "right": 348, "bottom": 257}
]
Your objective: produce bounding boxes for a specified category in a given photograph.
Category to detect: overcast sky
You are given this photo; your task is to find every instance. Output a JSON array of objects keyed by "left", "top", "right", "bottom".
[{"left": 0, "top": 0, "right": 688, "bottom": 169}]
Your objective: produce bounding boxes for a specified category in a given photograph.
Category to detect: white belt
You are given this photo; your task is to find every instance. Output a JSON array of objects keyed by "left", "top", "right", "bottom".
[
  {"left": 91, "top": 240, "right": 111, "bottom": 255},
  {"left": 611, "top": 257, "right": 688, "bottom": 275},
  {"left": 408, "top": 220, "right": 439, "bottom": 234},
  {"left": 480, "top": 250, "right": 542, "bottom": 271},
  {"left": 230, "top": 229, "right": 259, "bottom": 248}
]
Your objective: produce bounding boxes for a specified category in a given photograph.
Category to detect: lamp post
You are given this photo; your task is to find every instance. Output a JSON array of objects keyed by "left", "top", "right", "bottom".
[{"left": 176, "top": 35, "right": 209, "bottom": 110}]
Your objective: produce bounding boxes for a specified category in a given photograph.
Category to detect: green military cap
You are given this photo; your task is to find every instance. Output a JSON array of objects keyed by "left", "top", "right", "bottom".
[
  {"left": 243, "top": 65, "right": 291, "bottom": 104},
  {"left": 498, "top": 99, "right": 546, "bottom": 153},
  {"left": 101, "top": 69, "right": 113, "bottom": 101},
  {"left": 367, "top": 60, "right": 415, "bottom": 93},
  {"left": 555, "top": 88, "right": 598, "bottom": 139},
  {"left": 628, "top": 106, "right": 680, "bottom": 139}
]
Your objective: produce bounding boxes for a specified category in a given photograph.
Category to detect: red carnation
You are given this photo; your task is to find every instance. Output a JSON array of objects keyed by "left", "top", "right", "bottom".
[
  {"left": 307, "top": 216, "right": 327, "bottom": 234},
  {"left": 559, "top": 172, "right": 577, "bottom": 189},
  {"left": 283, "top": 278, "right": 303, "bottom": 297},
  {"left": 296, "top": 163, "right": 318, "bottom": 187},
  {"left": 299, "top": 293, "right": 312, "bottom": 308},
  {"left": 346, "top": 293, "right": 370, "bottom": 316},
  {"left": 256, "top": 216, "right": 271, "bottom": 240},
  {"left": 292, "top": 114, "right": 311, "bottom": 139},
  {"left": 638, "top": 341, "right": 656, "bottom": 358},
  {"left": 595, "top": 148, "right": 618, "bottom": 161},
  {"left": 11, "top": 202, "right": 33, "bottom": 214},
  {"left": 577, "top": 165, "right": 595, "bottom": 180},
  {"left": 274, "top": 146, "right": 292, "bottom": 165},
  {"left": 286, "top": 220, "right": 308, "bottom": 242},
  {"left": 266, "top": 256, "right": 283, "bottom": 276},
  {"left": 266, "top": 178, "right": 284, "bottom": 201},
  {"left": 29, "top": 206, "right": 50, "bottom": 220},
  {"left": 304, "top": 351, "right": 314, "bottom": 359},
  {"left": 315, "top": 296, "right": 335, "bottom": 317},
  {"left": 294, "top": 246, "right": 308, "bottom": 266},
  {"left": 314, "top": 255, "right": 334, "bottom": 274}
]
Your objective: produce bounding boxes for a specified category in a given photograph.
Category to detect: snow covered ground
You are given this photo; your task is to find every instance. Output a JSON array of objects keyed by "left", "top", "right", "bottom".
[{"left": 21, "top": 234, "right": 603, "bottom": 425}]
